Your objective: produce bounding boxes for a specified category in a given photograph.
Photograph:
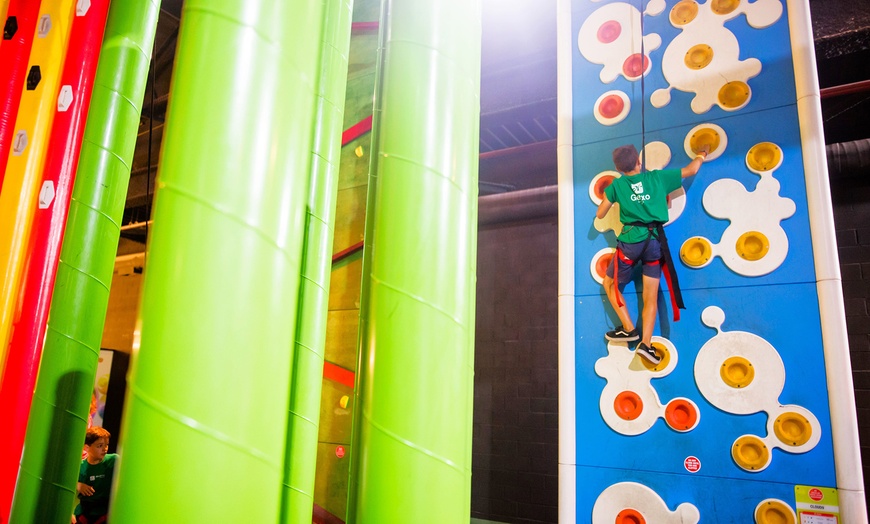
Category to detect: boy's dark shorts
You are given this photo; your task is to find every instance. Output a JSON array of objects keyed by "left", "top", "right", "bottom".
[{"left": 606, "top": 238, "right": 662, "bottom": 285}]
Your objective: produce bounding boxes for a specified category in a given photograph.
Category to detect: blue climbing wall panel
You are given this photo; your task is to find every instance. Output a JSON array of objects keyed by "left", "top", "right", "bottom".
[{"left": 564, "top": 0, "right": 847, "bottom": 522}]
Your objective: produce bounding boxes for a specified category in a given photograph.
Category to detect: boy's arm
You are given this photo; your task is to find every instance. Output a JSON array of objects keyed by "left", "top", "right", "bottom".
[
  {"left": 680, "top": 145, "right": 711, "bottom": 178},
  {"left": 596, "top": 195, "right": 613, "bottom": 219},
  {"left": 77, "top": 482, "right": 95, "bottom": 497}
]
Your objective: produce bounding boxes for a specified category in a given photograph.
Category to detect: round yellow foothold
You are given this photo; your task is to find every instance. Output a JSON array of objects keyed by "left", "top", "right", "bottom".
[
  {"left": 774, "top": 412, "right": 812, "bottom": 446},
  {"left": 718, "top": 80, "right": 750, "bottom": 109},
  {"left": 354, "top": 145, "right": 364, "bottom": 158},
  {"left": 710, "top": 0, "right": 741, "bottom": 15},
  {"left": 339, "top": 395, "right": 349, "bottom": 409},
  {"left": 670, "top": 0, "right": 699, "bottom": 25},
  {"left": 689, "top": 128, "right": 721, "bottom": 156},
  {"left": 732, "top": 435, "right": 770, "bottom": 471},
  {"left": 755, "top": 499, "right": 796, "bottom": 524},
  {"left": 684, "top": 44, "right": 714, "bottom": 69},
  {"left": 680, "top": 237, "right": 712, "bottom": 267},
  {"left": 736, "top": 231, "right": 770, "bottom": 261},
  {"left": 640, "top": 342, "right": 670, "bottom": 371},
  {"left": 720, "top": 356, "right": 754, "bottom": 388},
  {"left": 746, "top": 142, "right": 782, "bottom": 172}
]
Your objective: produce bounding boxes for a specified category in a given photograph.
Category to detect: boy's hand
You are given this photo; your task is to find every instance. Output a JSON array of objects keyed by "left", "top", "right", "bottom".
[
  {"left": 77, "top": 482, "right": 95, "bottom": 497},
  {"left": 683, "top": 145, "right": 711, "bottom": 177}
]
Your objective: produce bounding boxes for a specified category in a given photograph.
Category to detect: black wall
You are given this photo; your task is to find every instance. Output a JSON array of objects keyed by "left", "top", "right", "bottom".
[
  {"left": 831, "top": 173, "right": 870, "bottom": 510},
  {"left": 473, "top": 216, "right": 559, "bottom": 524}
]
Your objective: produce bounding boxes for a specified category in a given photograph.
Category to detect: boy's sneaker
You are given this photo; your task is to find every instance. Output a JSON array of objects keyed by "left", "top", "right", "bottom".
[
  {"left": 636, "top": 343, "right": 661, "bottom": 365},
  {"left": 605, "top": 326, "right": 640, "bottom": 342}
]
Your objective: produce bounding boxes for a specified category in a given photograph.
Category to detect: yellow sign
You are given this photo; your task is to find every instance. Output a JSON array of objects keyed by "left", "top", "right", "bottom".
[{"left": 795, "top": 485, "right": 839, "bottom": 523}]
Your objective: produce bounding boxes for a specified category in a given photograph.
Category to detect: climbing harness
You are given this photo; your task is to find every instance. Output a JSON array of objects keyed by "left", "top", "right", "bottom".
[{"left": 612, "top": 222, "right": 685, "bottom": 321}]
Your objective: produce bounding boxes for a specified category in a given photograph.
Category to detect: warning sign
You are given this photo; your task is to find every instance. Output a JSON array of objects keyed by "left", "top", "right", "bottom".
[
  {"left": 684, "top": 456, "right": 701, "bottom": 473},
  {"left": 795, "top": 485, "right": 839, "bottom": 523}
]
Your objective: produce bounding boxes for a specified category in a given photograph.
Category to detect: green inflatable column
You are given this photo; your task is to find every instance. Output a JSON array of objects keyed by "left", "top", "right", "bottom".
[
  {"left": 347, "top": 0, "right": 482, "bottom": 521},
  {"left": 110, "top": 1, "right": 324, "bottom": 522},
  {"left": 280, "top": 0, "right": 354, "bottom": 522},
  {"left": 9, "top": 2, "right": 160, "bottom": 523}
]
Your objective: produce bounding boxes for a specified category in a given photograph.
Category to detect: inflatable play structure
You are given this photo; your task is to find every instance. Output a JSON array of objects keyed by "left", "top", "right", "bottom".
[
  {"left": 0, "top": 0, "right": 478, "bottom": 522},
  {"left": 557, "top": 0, "right": 867, "bottom": 522},
  {"left": 0, "top": 0, "right": 865, "bottom": 522}
]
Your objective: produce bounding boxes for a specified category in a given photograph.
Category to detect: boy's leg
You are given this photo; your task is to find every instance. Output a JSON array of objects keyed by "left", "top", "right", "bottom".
[
  {"left": 640, "top": 273, "right": 660, "bottom": 347},
  {"left": 603, "top": 274, "right": 634, "bottom": 330}
]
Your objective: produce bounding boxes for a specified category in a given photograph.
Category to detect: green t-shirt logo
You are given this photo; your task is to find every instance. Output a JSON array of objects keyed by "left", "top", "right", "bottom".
[
  {"left": 630, "top": 181, "right": 650, "bottom": 202},
  {"left": 602, "top": 168, "right": 683, "bottom": 243}
]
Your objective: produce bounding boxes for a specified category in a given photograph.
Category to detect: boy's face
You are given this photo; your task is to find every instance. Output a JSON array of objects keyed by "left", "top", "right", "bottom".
[{"left": 85, "top": 437, "right": 109, "bottom": 463}]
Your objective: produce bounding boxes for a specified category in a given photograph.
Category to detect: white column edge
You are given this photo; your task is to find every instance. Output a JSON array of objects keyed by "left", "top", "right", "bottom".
[
  {"left": 557, "top": 0, "right": 577, "bottom": 522},
  {"left": 788, "top": 1, "right": 868, "bottom": 522}
]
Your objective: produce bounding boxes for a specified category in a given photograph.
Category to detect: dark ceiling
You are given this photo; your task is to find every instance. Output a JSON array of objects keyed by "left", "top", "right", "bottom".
[
  {"left": 475, "top": 0, "right": 870, "bottom": 193},
  {"left": 119, "top": 0, "right": 870, "bottom": 250}
]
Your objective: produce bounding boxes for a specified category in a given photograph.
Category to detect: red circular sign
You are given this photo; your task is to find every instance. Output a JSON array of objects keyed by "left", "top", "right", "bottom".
[
  {"left": 684, "top": 456, "right": 701, "bottom": 473},
  {"left": 809, "top": 488, "right": 824, "bottom": 501},
  {"left": 335, "top": 446, "right": 346, "bottom": 459}
]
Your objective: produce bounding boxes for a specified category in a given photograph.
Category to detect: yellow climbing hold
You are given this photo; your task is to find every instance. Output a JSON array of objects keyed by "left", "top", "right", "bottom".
[
  {"left": 747, "top": 142, "right": 782, "bottom": 172},
  {"left": 710, "top": 0, "right": 741, "bottom": 15},
  {"left": 774, "top": 412, "right": 812, "bottom": 447},
  {"left": 685, "top": 44, "right": 714, "bottom": 69},
  {"left": 689, "top": 127, "right": 721, "bottom": 156},
  {"left": 754, "top": 499, "right": 795, "bottom": 524},
  {"left": 681, "top": 237, "right": 712, "bottom": 267},
  {"left": 733, "top": 435, "right": 770, "bottom": 471},
  {"left": 670, "top": 0, "right": 698, "bottom": 26},
  {"left": 640, "top": 341, "right": 670, "bottom": 371},
  {"left": 721, "top": 356, "right": 755, "bottom": 388},
  {"left": 718, "top": 80, "right": 750, "bottom": 109},
  {"left": 736, "top": 231, "right": 769, "bottom": 261}
]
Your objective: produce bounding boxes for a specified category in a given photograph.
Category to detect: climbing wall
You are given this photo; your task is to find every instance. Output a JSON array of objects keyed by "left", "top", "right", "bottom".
[
  {"left": 560, "top": 0, "right": 855, "bottom": 522},
  {"left": 313, "top": 0, "right": 379, "bottom": 519}
]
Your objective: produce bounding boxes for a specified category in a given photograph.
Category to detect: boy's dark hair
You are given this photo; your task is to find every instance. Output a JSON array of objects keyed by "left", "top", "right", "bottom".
[
  {"left": 85, "top": 426, "right": 111, "bottom": 446},
  {"left": 612, "top": 144, "right": 639, "bottom": 173}
]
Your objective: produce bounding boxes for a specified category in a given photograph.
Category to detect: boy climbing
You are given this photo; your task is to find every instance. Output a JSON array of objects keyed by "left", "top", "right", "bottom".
[{"left": 596, "top": 143, "right": 710, "bottom": 364}]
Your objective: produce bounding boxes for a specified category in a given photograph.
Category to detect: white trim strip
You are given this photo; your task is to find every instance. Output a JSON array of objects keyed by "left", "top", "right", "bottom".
[
  {"left": 788, "top": 1, "right": 867, "bottom": 522},
  {"left": 557, "top": 0, "right": 577, "bottom": 522}
]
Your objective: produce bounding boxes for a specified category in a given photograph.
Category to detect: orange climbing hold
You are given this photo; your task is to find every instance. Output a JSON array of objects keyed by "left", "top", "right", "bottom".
[
  {"left": 615, "top": 508, "right": 646, "bottom": 524},
  {"left": 614, "top": 390, "right": 643, "bottom": 421},
  {"left": 665, "top": 399, "right": 698, "bottom": 431}
]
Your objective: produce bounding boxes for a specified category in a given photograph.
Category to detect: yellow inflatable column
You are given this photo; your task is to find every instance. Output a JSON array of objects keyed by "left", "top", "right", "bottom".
[
  {"left": 0, "top": 2, "right": 9, "bottom": 43},
  {"left": 0, "top": 0, "right": 75, "bottom": 374}
]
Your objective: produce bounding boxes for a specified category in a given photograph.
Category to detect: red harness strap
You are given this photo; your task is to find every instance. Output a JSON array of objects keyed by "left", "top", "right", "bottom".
[{"left": 661, "top": 259, "right": 680, "bottom": 321}]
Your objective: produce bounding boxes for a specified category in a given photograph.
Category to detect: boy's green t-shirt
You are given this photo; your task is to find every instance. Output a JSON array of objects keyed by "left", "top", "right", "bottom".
[
  {"left": 603, "top": 168, "right": 682, "bottom": 243},
  {"left": 75, "top": 453, "right": 118, "bottom": 520}
]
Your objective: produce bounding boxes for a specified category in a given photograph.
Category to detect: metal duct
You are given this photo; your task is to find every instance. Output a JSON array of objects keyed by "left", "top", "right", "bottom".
[
  {"left": 479, "top": 138, "right": 870, "bottom": 226},
  {"left": 479, "top": 184, "right": 557, "bottom": 226},
  {"left": 827, "top": 138, "right": 870, "bottom": 180}
]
